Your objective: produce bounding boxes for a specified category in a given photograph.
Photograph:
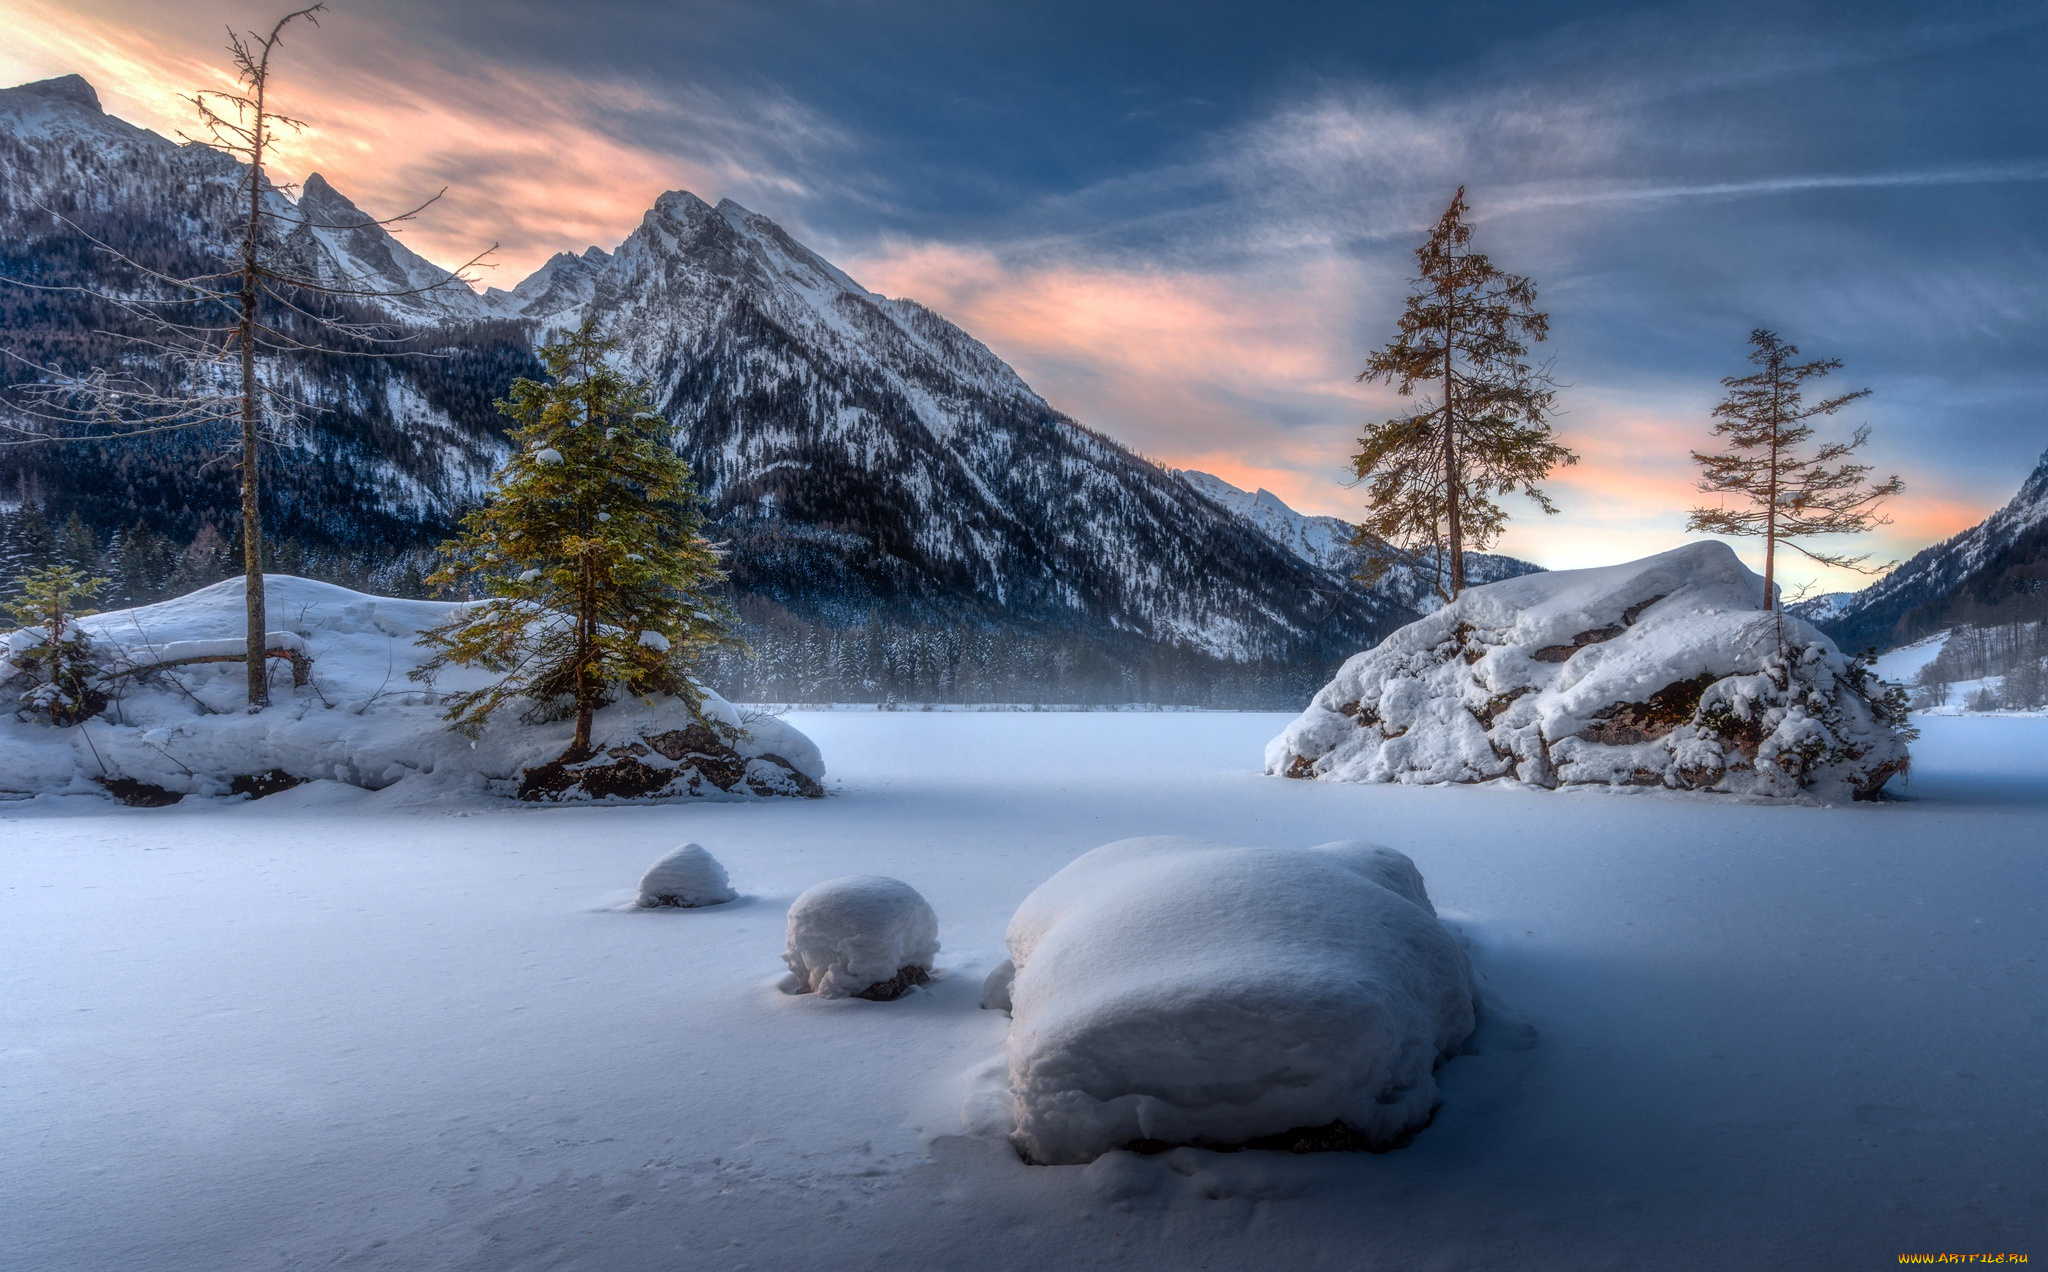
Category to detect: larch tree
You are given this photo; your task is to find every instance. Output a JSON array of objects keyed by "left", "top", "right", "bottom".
[
  {"left": 1687, "top": 329, "right": 1902, "bottom": 611},
  {"left": 0, "top": 4, "right": 488, "bottom": 709},
  {"left": 413, "top": 322, "right": 739, "bottom": 763},
  {"left": 1354, "top": 186, "right": 1576, "bottom": 600}
]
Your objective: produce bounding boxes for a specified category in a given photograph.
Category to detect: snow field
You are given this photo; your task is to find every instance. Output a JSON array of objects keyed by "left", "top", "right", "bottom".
[{"left": 2, "top": 711, "right": 2044, "bottom": 1270}]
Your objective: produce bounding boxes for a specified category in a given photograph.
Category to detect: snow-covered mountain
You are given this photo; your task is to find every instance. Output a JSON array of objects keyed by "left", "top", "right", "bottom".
[
  {"left": 1801, "top": 448, "right": 2048, "bottom": 652},
  {"left": 1176, "top": 470, "right": 1542, "bottom": 613},
  {"left": 0, "top": 74, "right": 535, "bottom": 554},
  {"left": 536, "top": 190, "right": 1402, "bottom": 656},
  {"left": 1, "top": 74, "right": 1407, "bottom": 673}
]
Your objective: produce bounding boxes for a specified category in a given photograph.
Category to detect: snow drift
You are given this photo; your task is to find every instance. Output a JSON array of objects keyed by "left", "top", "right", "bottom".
[
  {"left": 637, "top": 843, "right": 738, "bottom": 908},
  {"left": 0, "top": 576, "right": 824, "bottom": 803},
  {"left": 993, "top": 837, "right": 1475, "bottom": 1165},
  {"left": 1268, "top": 543, "right": 1912, "bottom": 800},
  {"left": 780, "top": 876, "right": 940, "bottom": 1001}
]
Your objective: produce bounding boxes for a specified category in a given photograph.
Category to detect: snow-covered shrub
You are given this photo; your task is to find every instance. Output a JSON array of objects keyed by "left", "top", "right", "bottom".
[
  {"left": 996, "top": 837, "right": 1475, "bottom": 1165},
  {"left": 3, "top": 566, "right": 111, "bottom": 727},
  {"left": 1268, "top": 542, "right": 1912, "bottom": 800},
  {"left": 637, "top": 842, "right": 737, "bottom": 908},
  {"left": 0, "top": 575, "right": 824, "bottom": 803},
  {"left": 780, "top": 876, "right": 939, "bottom": 1001}
]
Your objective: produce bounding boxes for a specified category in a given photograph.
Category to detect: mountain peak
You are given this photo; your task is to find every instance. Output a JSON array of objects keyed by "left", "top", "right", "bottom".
[
  {"left": 297, "top": 172, "right": 367, "bottom": 221},
  {"left": 5, "top": 74, "right": 101, "bottom": 112}
]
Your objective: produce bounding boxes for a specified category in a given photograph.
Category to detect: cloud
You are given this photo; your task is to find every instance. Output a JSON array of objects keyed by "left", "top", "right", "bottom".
[{"left": 0, "top": 0, "right": 845, "bottom": 278}]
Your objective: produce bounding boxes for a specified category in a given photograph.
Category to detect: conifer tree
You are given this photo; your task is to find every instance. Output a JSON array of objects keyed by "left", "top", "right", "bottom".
[
  {"left": 3, "top": 564, "right": 109, "bottom": 725},
  {"left": 1687, "top": 329, "right": 1902, "bottom": 611},
  {"left": 1354, "top": 187, "right": 1576, "bottom": 600},
  {"left": 414, "top": 323, "right": 738, "bottom": 761}
]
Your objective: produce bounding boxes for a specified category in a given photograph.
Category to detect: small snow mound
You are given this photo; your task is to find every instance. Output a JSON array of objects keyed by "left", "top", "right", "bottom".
[
  {"left": 636, "top": 842, "right": 737, "bottom": 908},
  {"left": 1000, "top": 836, "right": 1475, "bottom": 1165},
  {"left": 1268, "top": 542, "right": 1912, "bottom": 800},
  {"left": 781, "top": 876, "right": 939, "bottom": 1000}
]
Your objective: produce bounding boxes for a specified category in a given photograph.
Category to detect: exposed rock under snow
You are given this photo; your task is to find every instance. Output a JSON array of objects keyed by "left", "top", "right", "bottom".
[
  {"left": 0, "top": 575, "right": 824, "bottom": 804},
  {"left": 780, "top": 876, "right": 939, "bottom": 1001},
  {"left": 996, "top": 837, "right": 1475, "bottom": 1165},
  {"left": 1267, "top": 542, "right": 1912, "bottom": 800},
  {"left": 636, "top": 843, "right": 738, "bottom": 908}
]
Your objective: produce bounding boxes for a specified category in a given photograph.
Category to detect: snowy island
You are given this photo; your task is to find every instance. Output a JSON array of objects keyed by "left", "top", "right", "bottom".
[{"left": 1269, "top": 543, "right": 1913, "bottom": 800}]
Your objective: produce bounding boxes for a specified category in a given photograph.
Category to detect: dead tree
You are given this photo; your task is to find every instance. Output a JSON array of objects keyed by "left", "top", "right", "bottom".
[{"left": 0, "top": 4, "right": 490, "bottom": 708}]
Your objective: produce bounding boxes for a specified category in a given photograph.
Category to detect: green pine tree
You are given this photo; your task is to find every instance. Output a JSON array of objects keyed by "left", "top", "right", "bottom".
[
  {"left": 1354, "top": 187, "right": 1576, "bottom": 599},
  {"left": 413, "top": 322, "right": 739, "bottom": 761},
  {"left": 4, "top": 564, "right": 111, "bottom": 725}
]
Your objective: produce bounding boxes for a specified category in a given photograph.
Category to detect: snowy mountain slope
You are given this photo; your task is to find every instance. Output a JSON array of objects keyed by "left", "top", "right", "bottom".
[
  {"left": 482, "top": 245, "right": 610, "bottom": 334},
  {"left": 288, "top": 173, "right": 497, "bottom": 323},
  {"left": 533, "top": 191, "right": 1405, "bottom": 659},
  {"left": 1176, "top": 470, "right": 1542, "bottom": 613},
  {"left": 1806, "top": 448, "right": 2048, "bottom": 652}
]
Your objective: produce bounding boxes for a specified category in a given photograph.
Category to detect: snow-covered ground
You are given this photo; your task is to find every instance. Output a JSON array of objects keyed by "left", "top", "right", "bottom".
[{"left": 3, "top": 712, "right": 2043, "bottom": 1269}]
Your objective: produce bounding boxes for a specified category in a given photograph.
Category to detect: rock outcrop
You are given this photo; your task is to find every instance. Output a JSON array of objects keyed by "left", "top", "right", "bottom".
[{"left": 1267, "top": 543, "right": 1912, "bottom": 801}]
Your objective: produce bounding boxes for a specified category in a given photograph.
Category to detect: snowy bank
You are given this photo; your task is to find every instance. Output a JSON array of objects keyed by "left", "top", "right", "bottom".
[
  {"left": 994, "top": 837, "right": 1475, "bottom": 1164},
  {"left": 0, "top": 576, "right": 823, "bottom": 803},
  {"left": 1268, "top": 543, "right": 1911, "bottom": 800}
]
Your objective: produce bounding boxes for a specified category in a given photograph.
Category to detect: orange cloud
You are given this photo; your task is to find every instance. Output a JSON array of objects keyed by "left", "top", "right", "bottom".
[{"left": 0, "top": 0, "right": 780, "bottom": 278}]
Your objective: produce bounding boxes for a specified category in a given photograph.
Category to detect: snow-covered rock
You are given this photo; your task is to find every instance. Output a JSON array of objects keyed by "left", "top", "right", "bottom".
[
  {"left": 997, "top": 837, "right": 1475, "bottom": 1165},
  {"left": 779, "top": 876, "right": 939, "bottom": 1001},
  {"left": 636, "top": 843, "right": 738, "bottom": 908},
  {"left": 0, "top": 575, "right": 825, "bottom": 804},
  {"left": 1267, "top": 542, "right": 1912, "bottom": 800}
]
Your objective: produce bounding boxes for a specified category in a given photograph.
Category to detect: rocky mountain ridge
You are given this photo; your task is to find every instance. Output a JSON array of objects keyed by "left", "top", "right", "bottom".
[{"left": 1796, "top": 448, "right": 2048, "bottom": 651}]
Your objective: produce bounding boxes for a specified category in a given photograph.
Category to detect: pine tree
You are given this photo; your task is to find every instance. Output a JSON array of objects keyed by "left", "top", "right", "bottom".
[
  {"left": 107, "top": 521, "right": 176, "bottom": 606},
  {"left": 1354, "top": 187, "right": 1576, "bottom": 600},
  {"left": 1687, "top": 329, "right": 1903, "bottom": 611},
  {"left": 414, "top": 323, "right": 739, "bottom": 761},
  {"left": 0, "top": 503, "right": 55, "bottom": 603},
  {"left": 3, "top": 564, "right": 110, "bottom": 725},
  {"left": 55, "top": 513, "right": 102, "bottom": 576},
  {"left": 169, "top": 524, "right": 235, "bottom": 596}
]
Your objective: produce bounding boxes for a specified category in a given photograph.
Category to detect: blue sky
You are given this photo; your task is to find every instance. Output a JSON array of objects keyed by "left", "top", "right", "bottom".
[{"left": 5, "top": 0, "right": 2046, "bottom": 588}]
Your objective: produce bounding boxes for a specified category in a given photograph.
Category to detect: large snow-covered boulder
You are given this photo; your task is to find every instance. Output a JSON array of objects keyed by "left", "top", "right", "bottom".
[
  {"left": 780, "top": 876, "right": 940, "bottom": 1001},
  {"left": 0, "top": 576, "right": 825, "bottom": 804},
  {"left": 995, "top": 837, "right": 1475, "bottom": 1165},
  {"left": 637, "top": 843, "right": 738, "bottom": 908},
  {"left": 1268, "top": 543, "right": 1912, "bottom": 800}
]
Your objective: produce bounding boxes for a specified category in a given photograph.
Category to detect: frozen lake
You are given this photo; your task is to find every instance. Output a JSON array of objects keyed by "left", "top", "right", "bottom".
[{"left": 3, "top": 712, "right": 2043, "bottom": 1269}]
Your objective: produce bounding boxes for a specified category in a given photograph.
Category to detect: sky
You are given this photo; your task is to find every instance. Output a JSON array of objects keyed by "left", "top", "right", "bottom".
[{"left": 4, "top": 0, "right": 2046, "bottom": 595}]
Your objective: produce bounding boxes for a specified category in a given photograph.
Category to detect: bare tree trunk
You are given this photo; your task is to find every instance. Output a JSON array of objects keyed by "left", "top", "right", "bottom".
[
  {"left": 240, "top": 66, "right": 269, "bottom": 709},
  {"left": 572, "top": 553, "right": 595, "bottom": 759},
  {"left": 1762, "top": 372, "right": 1781, "bottom": 613},
  {"left": 1443, "top": 328, "right": 1464, "bottom": 598}
]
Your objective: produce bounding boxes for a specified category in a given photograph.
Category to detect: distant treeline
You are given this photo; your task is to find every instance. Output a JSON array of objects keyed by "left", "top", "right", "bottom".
[
  {"left": 1, "top": 503, "right": 1327, "bottom": 708},
  {"left": 1914, "top": 620, "right": 2048, "bottom": 712},
  {"left": 703, "top": 613, "right": 1334, "bottom": 709}
]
